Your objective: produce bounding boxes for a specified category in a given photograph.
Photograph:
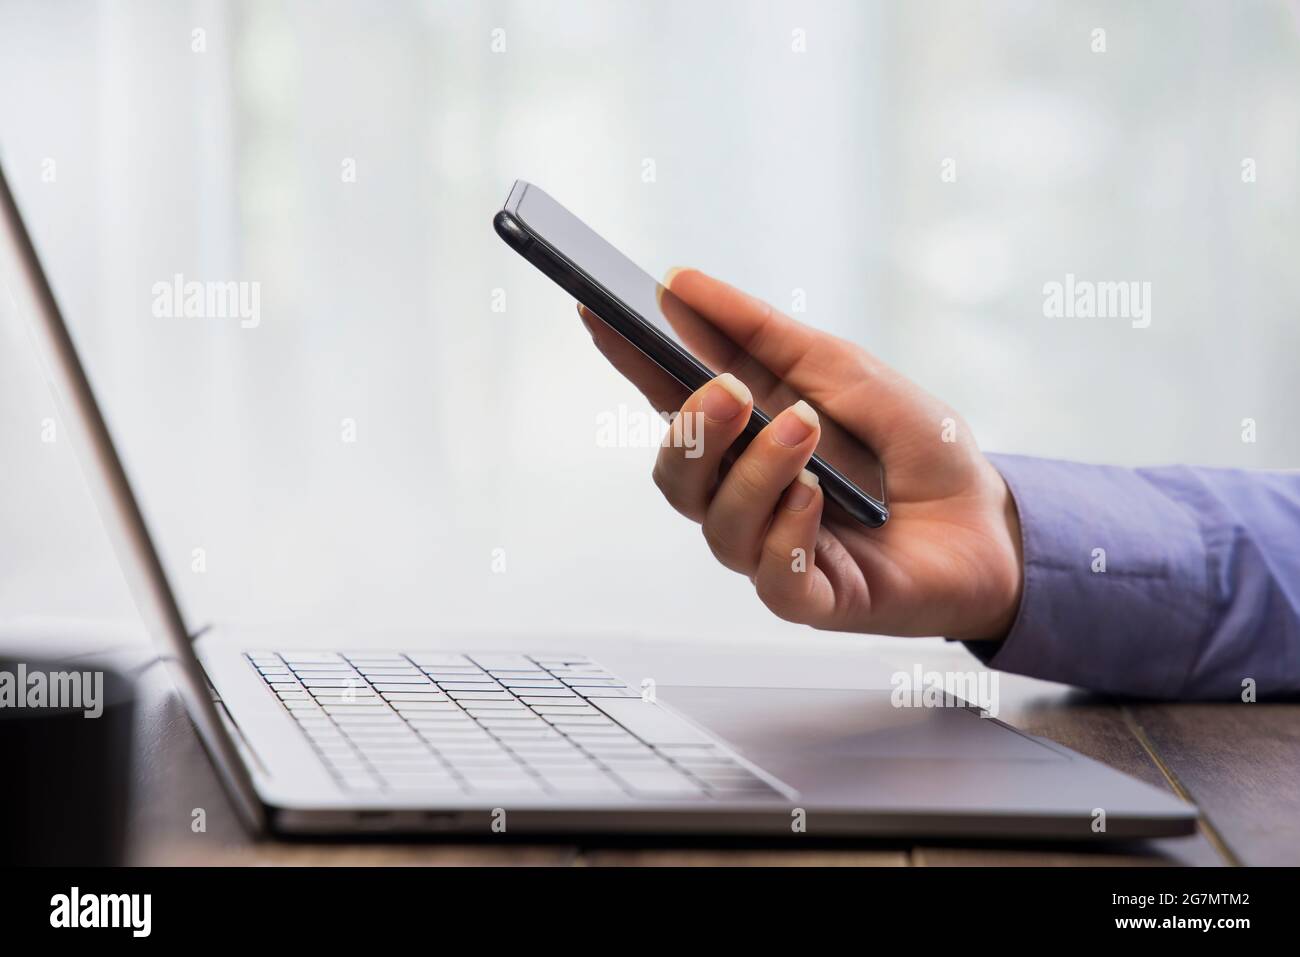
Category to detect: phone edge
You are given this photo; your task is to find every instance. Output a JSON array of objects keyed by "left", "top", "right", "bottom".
[{"left": 495, "top": 185, "right": 888, "bottom": 528}]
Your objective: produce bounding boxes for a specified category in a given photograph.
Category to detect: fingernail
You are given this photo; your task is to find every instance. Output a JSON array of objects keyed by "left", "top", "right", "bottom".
[
  {"left": 576, "top": 304, "right": 594, "bottom": 337},
  {"left": 701, "top": 372, "right": 751, "bottom": 423},
  {"left": 656, "top": 268, "right": 685, "bottom": 309},
  {"left": 773, "top": 400, "right": 818, "bottom": 447},
  {"left": 786, "top": 469, "right": 819, "bottom": 511}
]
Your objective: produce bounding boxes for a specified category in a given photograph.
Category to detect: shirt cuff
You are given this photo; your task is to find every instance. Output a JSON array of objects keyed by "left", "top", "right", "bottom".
[{"left": 957, "top": 453, "right": 1211, "bottom": 698}]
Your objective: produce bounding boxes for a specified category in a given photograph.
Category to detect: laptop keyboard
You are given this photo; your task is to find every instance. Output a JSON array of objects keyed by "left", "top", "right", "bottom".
[{"left": 246, "top": 651, "right": 784, "bottom": 800}]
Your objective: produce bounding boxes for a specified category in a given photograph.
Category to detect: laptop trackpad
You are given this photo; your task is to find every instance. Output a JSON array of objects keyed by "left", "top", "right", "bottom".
[{"left": 658, "top": 686, "right": 1066, "bottom": 763}]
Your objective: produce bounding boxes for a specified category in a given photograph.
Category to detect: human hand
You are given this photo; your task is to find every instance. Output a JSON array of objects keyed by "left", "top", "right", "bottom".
[{"left": 579, "top": 268, "right": 1023, "bottom": 641}]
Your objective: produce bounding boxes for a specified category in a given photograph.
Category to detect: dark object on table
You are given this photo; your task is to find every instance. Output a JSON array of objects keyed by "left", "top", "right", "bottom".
[{"left": 0, "top": 655, "right": 135, "bottom": 865}]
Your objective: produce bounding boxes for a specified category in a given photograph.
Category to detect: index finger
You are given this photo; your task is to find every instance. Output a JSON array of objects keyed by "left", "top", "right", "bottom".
[{"left": 578, "top": 304, "right": 689, "bottom": 414}]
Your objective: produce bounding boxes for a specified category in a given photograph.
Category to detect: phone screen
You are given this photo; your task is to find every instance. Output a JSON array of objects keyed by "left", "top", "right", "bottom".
[{"left": 503, "top": 181, "right": 887, "bottom": 521}]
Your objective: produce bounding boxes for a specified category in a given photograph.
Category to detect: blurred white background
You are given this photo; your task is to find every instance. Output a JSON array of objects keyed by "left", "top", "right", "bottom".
[{"left": 1, "top": 0, "right": 1297, "bottom": 648}]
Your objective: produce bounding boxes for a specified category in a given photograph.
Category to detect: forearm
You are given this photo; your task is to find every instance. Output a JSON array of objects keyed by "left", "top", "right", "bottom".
[{"left": 964, "top": 454, "right": 1300, "bottom": 699}]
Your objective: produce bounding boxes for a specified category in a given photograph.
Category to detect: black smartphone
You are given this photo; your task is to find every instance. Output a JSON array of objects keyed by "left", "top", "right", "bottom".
[{"left": 494, "top": 180, "right": 888, "bottom": 528}]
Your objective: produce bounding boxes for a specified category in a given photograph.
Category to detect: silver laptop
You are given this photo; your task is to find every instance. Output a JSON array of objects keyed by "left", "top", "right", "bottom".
[{"left": 0, "top": 163, "right": 1196, "bottom": 841}]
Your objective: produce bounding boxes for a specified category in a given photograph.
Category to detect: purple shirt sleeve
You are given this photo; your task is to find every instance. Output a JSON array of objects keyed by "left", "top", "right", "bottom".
[{"left": 961, "top": 453, "right": 1300, "bottom": 699}]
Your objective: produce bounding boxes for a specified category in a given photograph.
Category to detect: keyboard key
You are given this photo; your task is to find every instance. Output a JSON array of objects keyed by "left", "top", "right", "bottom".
[
  {"left": 462, "top": 703, "right": 528, "bottom": 715},
  {"left": 320, "top": 701, "right": 390, "bottom": 712},
  {"left": 370, "top": 761, "right": 447, "bottom": 775},
  {"left": 521, "top": 763, "right": 599, "bottom": 776},
  {"left": 507, "top": 734, "right": 581, "bottom": 747},
  {"left": 692, "top": 764, "right": 759, "bottom": 779},
  {"left": 542, "top": 780, "right": 620, "bottom": 793},
  {"left": 433, "top": 743, "right": 509, "bottom": 756},
  {"left": 477, "top": 718, "right": 545, "bottom": 731},
  {"left": 358, "top": 736, "right": 429, "bottom": 750},
  {"left": 562, "top": 727, "right": 637, "bottom": 740},
  {"left": 546, "top": 778, "right": 625, "bottom": 794},
  {"left": 528, "top": 760, "right": 611, "bottom": 776},
  {"left": 311, "top": 693, "right": 379, "bottom": 704},
  {"left": 419, "top": 734, "right": 493, "bottom": 747},
  {"left": 462, "top": 776, "right": 543, "bottom": 794},
  {"left": 344, "top": 726, "right": 418, "bottom": 739},
  {"left": 562, "top": 678, "right": 626, "bottom": 688},
  {"left": 468, "top": 654, "right": 537, "bottom": 671},
  {"left": 419, "top": 732, "right": 493, "bottom": 746},
  {"left": 411, "top": 725, "right": 481, "bottom": 738},
  {"left": 407, "top": 653, "right": 473, "bottom": 667},
  {"left": 444, "top": 757, "right": 521, "bottom": 771},
  {"left": 295, "top": 672, "right": 356, "bottom": 684},
  {"left": 610, "top": 767, "right": 703, "bottom": 797},
  {"left": 656, "top": 743, "right": 724, "bottom": 755},
  {"left": 706, "top": 781, "right": 778, "bottom": 797},
  {"left": 325, "top": 760, "right": 370, "bottom": 775},
  {"left": 457, "top": 763, "right": 538, "bottom": 778},
  {"left": 360, "top": 674, "right": 431, "bottom": 684},
  {"left": 600, "top": 757, "right": 673, "bottom": 773},
  {"left": 582, "top": 737, "right": 654, "bottom": 751},
  {"left": 319, "top": 748, "right": 361, "bottom": 763},
  {"left": 421, "top": 728, "right": 494, "bottom": 741},
  {"left": 492, "top": 728, "right": 565, "bottom": 740},
  {"left": 530, "top": 704, "right": 599, "bottom": 715},
  {"left": 392, "top": 700, "right": 461, "bottom": 712},
  {"left": 295, "top": 716, "right": 335, "bottom": 728},
  {"left": 367, "top": 754, "right": 442, "bottom": 768},
  {"left": 338, "top": 774, "right": 382, "bottom": 791},
  {"left": 404, "top": 705, "right": 470, "bottom": 717},
  {"left": 668, "top": 754, "right": 741, "bottom": 769},
  {"left": 338, "top": 726, "right": 413, "bottom": 739},
  {"left": 522, "top": 763, "right": 600, "bottom": 777},
  {"left": 381, "top": 774, "right": 463, "bottom": 792},
  {"left": 323, "top": 705, "right": 392, "bottom": 715},
  {"left": 305, "top": 727, "right": 349, "bottom": 741},
  {"left": 543, "top": 714, "right": 614, "bottom": 726},
  {"left": 528, "top": 758, "right": 607, "bottom": 773},
  {"left": 369, "top": 759, "right": 449, "bottom": 774},
  {"left": 507, "top": 736, "right": 583, "bottom": 749},
  {"left": 585, "top": 745, "right": 658, "bottom": 760}
]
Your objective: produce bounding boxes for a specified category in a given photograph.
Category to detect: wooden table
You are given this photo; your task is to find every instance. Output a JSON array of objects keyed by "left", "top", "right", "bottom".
[{"left": 116, "top": 636, "right": 1300, "bottom": 867}]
